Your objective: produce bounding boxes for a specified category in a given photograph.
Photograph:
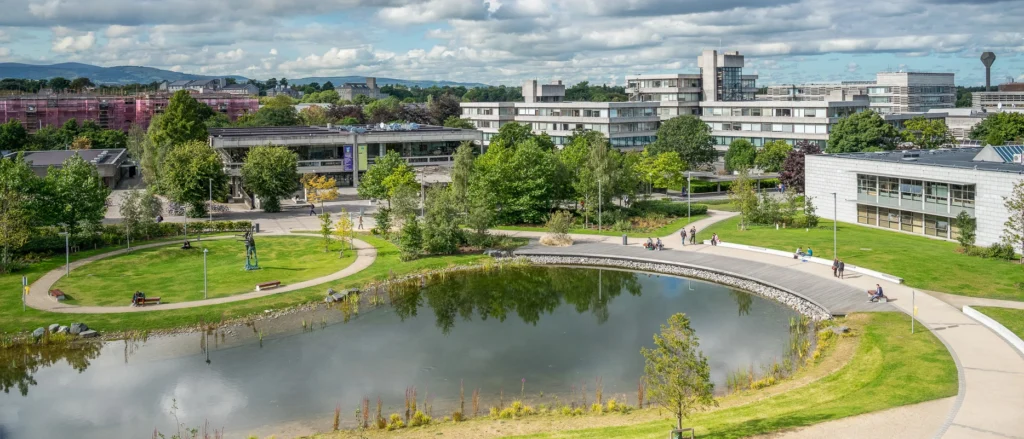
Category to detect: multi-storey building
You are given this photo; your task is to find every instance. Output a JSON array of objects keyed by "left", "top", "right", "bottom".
[
  {"left": 337, "top": 78, "right": 387, "bottom": 101},
  {"left": 0, "top": 94, "right": 258, "bottom": 133},
  {"left": 763, "top": 72, "right": 955, "bottom": 114},
  {"left": 221, "top": 83, "right": 260, "bottom": 96},
  {"left": 625, "top": 50, "right": 758, "bottom": 120},
  {"left": 160, "top": 79, "right": 225, "bottom": 94},
  {"left": 700, "top": 95, "right": 868, "bottom": 151},
  {"left": 972, "top": 83, "right": 1024, "bottom": 113},
  {"left": 461, "top": 80, "right": 661, "bottom": 149}
]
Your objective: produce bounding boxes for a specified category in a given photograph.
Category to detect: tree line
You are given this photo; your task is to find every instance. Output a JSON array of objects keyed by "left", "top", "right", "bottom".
[{"left": 0, "top": 119, "right": 128, "bottom": 152}]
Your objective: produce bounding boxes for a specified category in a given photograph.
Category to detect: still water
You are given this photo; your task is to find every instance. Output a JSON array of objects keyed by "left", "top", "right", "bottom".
[{"left": 0, "top": 266, "right": 799, "bottom": 438}]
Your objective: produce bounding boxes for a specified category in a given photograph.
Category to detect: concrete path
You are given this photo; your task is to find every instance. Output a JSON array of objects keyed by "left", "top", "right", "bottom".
[
  {"left": 924, "top": 290, "right": 1024, "bottom": 311},
  {"left": 26, "top": 234, "right": 376, "bottom": 314},
  {"left": 517, "top": 209, "right": 1024, "bottom": 439}
]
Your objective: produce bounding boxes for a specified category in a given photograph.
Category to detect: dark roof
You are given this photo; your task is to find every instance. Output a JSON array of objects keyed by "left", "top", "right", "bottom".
[
  {"left": 992, "top": 145, "right": 1024, "bottom": 163},
  {"left": 209, "top": 124, "right": 471, "bottom": 138},
  {"left": 10, "top": 149, "right": 127, "bottom": 167},
  {"left": 823, "top": 148, "right": 1024, "bottom": 174}
]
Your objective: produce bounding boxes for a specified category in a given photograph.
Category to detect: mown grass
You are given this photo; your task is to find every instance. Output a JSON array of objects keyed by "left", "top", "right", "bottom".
[
  {"left": 975, "top": 307, "right": 1024, "bottom": 340},
  {"left": 508, "top": 313, "right": 956, "bottom": 439},
  {"left": 52, "top": 236, "right": 354, "bottom": 305},
  {"left": 495, "top": 214, "right": 709, "bottom": 238},
  {"left": 1, "top": 234, "right": 488, "bottom": 334},
  {"left": 701, "top": 216, "right": 1024, "bottom": 301}
]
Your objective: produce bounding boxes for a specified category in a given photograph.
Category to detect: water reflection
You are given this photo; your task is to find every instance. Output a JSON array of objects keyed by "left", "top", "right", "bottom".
[
  {"left": 0, "top": 340, "right": 102, "bottom": 396},
  {"left": 392, "top": 267, "right": 642, "bottom": 333}
]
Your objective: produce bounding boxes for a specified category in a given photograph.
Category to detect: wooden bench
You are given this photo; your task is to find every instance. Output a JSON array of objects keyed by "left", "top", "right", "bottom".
[
  {"left": 256, "top": 281, "right": 282, "bottom": 291},
  {"left": 136, "top": 297, "right": 162, "bottom": 306},
  {"left": 48, "top": 289, "right": 66, "bottom": 302}
]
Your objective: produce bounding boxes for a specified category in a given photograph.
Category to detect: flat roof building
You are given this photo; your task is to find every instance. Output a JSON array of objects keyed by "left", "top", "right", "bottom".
[
  {"left": 972, "top": 91, "right": 1024, "bottom": 113},
  {"left": 209, "top": 124, "right": 481, "bottom": 197},
  {"left": 763, "top": 72, "right": 956, "bottom": 114},
  {"left": 805, "top": 146, "right": 1024, "bottom": 247},
  {"left": 700, "top": 96, "right": 869, "bottom": 151},
  {"left": 4, "top": 148, "right": 128, "bottom": 188}
]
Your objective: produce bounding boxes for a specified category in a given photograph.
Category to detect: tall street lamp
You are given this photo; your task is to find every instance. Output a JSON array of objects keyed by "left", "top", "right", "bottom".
[
  {"left": 59, "top": 231, "right": 70, "bottom": 277},
  {"left": 832, "top": 192, "right": 838, "bottom": 258},
  {"left": 203, "top": 248, "right": 209, "bottom": 300},
  {"left": 208, "top": 178, "right": 213, "bottom": 222},
  {"left": 686, "top": 172, "right": 691, "bottom": 218}
]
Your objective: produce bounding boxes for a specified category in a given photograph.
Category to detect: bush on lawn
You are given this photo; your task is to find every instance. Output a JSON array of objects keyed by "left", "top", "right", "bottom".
[{"left": 21, "top": 220, "right": 253, "bottom": 255}]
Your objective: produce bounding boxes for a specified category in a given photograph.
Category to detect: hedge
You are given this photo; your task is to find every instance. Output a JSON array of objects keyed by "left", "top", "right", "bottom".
[{"left": 22, "top": 221, "right": 253, "bottom": 256}]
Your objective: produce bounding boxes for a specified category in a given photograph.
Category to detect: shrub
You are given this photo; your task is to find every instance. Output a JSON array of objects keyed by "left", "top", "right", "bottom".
[
  {"left": 546, "top": 210, "right": 572, "bottom": 236},
  {"left": 386, "top": 413, "right": 405, "bottom": 431},
  {"left": 590, "top": 403, "right": 603, "bottom": 414},
  {"left": 987, "top": 242, "right": 1017, "bottom": 260},
  {"left": 629, "top": 199, "right": 707, "bottom": 217},
  {"left": 560, "top": 406, "right": 572, "bottom": 416},
  {"left": 451, "top": 411, "right": 465, "bottom": 422},
  {"left": 409, "top": 410, "right": 432, "bottom": 427}
]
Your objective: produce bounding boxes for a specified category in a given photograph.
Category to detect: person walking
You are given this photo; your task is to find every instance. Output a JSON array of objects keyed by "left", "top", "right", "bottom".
[
  {"left": 358, "top": 214, "right": 364, "bottom": 230},
  {"left": 838, "top": 260, "right": 845, "bottom": 279},
  {"left": 711, "top": 233, "right": 719, "bottom": 246},
  {"left": 308, "top": 203, "right": 316, "bottom": 216},
  {"left": 680, "top": 228, "right": 687, "bottom": 246},
  {"left": 689, "top": 226, "right": 697, "bottom": 245},
  {"left": 832, "top": 258, "right": 839, "bottom": 277}
]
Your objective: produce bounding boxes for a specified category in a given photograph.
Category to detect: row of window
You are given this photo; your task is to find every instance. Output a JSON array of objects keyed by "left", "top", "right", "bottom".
[
  {"left": 712, "top": 136, "right": 827, "bottom": 148},
  {"left": 702, "top": 107, "right": 825, "bottom": 118},
  {"left": 462, "top": 107, "right": 514, "bottom": 116},
  {"left": 857, "top": 174, "right": 976, "bottom": 209},
  {"left": 637, "top": 93, "right": 702, "bottom": 102},
  {"left": 710, "top": 122, "right": 829, "bottom": 134},
  {"left": 857, "top": 205, "right": 960, "bottom": 239},
  {"left": 628, "top": 79, "right": 701, "bottom": 89}
]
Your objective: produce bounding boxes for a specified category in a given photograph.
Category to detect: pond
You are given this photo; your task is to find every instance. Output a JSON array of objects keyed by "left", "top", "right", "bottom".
[{"left": 0, "top": 266, "right": 801, "bottom": 438}]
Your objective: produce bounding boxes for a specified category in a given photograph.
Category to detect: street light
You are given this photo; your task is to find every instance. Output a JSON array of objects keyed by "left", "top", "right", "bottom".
[
  {"left": 58, "top": 231, "right": 70, "bottom": 278},
  {"left": 203, "top": 248, "right": 209, "bottom": 300},
  {"left": 208, "top": 178, "right": 213, "bottom": 222},
  {"left": 687, "top": 172, "right": 692, "bottom": 218},
  {"left": 832, "top": 192, "right": 838, "bottom": 258}
]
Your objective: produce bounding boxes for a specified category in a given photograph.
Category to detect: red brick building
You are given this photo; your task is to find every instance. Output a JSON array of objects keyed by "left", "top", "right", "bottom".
[{"left": 0, "top": 93, "right": 258, "bottom": 133}]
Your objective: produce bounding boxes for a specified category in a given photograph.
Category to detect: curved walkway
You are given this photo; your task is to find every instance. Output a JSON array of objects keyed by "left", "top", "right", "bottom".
[
  {"left": 513, "top": 210, "right": 1024, "bottom": 439},
  {"left": 26, "top": 233, "right": 377, "bottom": 314}
]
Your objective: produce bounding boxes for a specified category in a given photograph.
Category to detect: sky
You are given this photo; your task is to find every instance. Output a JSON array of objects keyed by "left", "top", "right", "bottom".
[{"left": 0, "top": 0, "right": 1023, "bottom": 86}]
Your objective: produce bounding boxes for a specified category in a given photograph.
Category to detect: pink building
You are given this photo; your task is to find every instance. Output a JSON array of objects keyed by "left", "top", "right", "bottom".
[{"left": 0, "top": 93, "right": 258, "bottom": 133}]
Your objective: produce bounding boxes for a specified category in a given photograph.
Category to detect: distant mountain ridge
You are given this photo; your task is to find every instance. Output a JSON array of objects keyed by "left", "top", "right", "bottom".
[{"left": 0, "top": 62, "right": 488, "bottom": 88}]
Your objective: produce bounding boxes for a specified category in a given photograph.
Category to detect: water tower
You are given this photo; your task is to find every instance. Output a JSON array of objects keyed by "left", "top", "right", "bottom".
[{"left": 981, "top": 52, "right": 996, "bottom": 91}]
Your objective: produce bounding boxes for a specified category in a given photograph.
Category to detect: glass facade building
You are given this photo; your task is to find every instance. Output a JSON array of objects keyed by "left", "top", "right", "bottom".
[{"left": 855, "top": 173, "right": 975, "bottom": 240}]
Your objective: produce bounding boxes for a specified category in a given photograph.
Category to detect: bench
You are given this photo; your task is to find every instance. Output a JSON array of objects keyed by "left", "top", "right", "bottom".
[
  {"left": 256, "top": 281, "right": 282, "bottom": 291},
  {"left": 48, "top": 289, "right": 66, "bottom": 302},
  {"left": 136, "top": 297, "right": 162, "bottom": 306}
]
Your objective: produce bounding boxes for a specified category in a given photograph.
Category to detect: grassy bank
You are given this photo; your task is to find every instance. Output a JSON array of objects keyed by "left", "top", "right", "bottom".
[
  {"left": 701, "top": 216, "right": 1024, "bottom": 301},
  {"left": 52, "top": 236, "right": 355, "bottom": 305},
  {"left": 0, "top": 234, "right": 489, "bottom": 334},
  {"left": 975, "top": 307, "right": 1024, "bottom": 340},
  {"left": 495, "top": 214, "right": 708, "bottom": 238},
  {"left": 307, "top": 313, "right": 956, "bottom": 439}
]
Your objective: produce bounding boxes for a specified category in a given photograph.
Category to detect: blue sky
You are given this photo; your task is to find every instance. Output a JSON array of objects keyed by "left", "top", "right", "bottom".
[{"left": 0, "top": 0, "right": 1022, "bottom": 86}]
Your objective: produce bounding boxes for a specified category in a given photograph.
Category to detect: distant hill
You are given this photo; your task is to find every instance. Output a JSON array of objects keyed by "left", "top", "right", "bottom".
[{"left": 0, "top": 62, "right": 489, "bottom": 88}]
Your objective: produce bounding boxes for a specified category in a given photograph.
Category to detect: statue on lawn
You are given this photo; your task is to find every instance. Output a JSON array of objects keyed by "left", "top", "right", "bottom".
[{"left": 243, "top": 226, "right": 259, "bottom": 271}]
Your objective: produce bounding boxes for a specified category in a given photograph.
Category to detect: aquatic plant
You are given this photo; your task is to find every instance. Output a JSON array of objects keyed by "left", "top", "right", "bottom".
[
  {"left": 459, "top": 380, "right": 465, "bottom": 415},
  {"left": 594, "top": 376, "right": 603, "bottom": 405},
  {"left": 361, "top": 397, "right": 370, "bottom": 429},
  {"left": 376, "top": 396, "right": 384, "bottom": 429},
  {"left": 332, "top": 404, "right": 340, "bottom": 431},
  {"left": 386, "top": 414, "right": 404, "bottom": 431},
  {"left": 472, "top": 388, "right": 480, "bottom": 417},
  {"left": 590, "top": 403, "right": 603, "bottom": 414},
  {"left": 451, "top": 410, "right": 465, "bottom": 422},
  {"left": 409, "top": 410, "right": 431, "bottom": 427},
  {"left": 637, "top": 377, "right": 646, "bottom": 408}
]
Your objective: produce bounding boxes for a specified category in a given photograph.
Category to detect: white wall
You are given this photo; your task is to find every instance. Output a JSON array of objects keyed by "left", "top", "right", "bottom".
[{"left": 805, "top": 154, "right": 1020, "bottom": 246}]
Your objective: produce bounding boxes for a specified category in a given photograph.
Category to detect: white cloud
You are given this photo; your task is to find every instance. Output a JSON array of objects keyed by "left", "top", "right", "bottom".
[
  {"left": 378, "top": 0, "right": 489, "bottom": 25},
  {"left": 51, "top": 31, "right": 95, "bottom": 53},
  {"left": 269, "top": 48, "right": 278, "bottom": 55},
  {"left": 0, "top": 47, "right": 10, "bottom": 58},
  {"left": 104, "top": 24, "right": 135, "bottom": 38}
]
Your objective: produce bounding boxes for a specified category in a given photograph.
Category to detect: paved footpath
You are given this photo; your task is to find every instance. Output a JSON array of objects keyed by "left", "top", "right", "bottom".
[
  {"left": 513, "top": 210, "right": 1024, "bottom": 439},
  {"left": 27, "top": 233, "right": 376, "bottom": 314}
]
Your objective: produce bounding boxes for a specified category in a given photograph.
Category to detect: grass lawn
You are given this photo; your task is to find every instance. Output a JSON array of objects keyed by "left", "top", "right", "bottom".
[
  {"left": 700, "top": 216, "right": 1024, "bottom": 301},
  {"left": 975, "top": 307, "right": 1024, "bottom": 340},
  {"left": 51, "top": 236, "right": 354, "bottom": 306},
  {"left": 698, "top": 199, "right": 741, "bottom": 212},
  {"left": 1, "top": 234, "right": 489, "bottom": 334},
  {"left": 495, "top": 214, "right": 709, "bottom": 238},
  {"left": 506, "top": 313, "right": 956, "bottom": 439}
]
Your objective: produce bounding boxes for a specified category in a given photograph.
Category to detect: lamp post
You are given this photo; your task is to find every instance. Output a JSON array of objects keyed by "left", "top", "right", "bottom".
[
  {"left": 59, "top": 231, "right": 70, "bottom": 278},
  {"left": 203, "top": 248, "right": 209, "bottom": 300},
  {"left": 208, "top": 178, "right": 213, "bottom": 222},
  {"left": 598, "top": 178, "right": 602, "bottom": 232},
  {"left": 832, "top": 192, "right": 838, "bottom": 258},
  {"left": 687, "top": 172, "right": 691, "bottom": 218}
]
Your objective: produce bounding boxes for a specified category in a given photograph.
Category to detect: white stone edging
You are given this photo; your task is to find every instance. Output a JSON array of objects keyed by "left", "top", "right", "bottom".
[
  {"left": 704, "top": 240, "right": 904, "bottom": 284},
  {"left": 963, "top": 305, "right": 1024, "bottom": 357},
  {"left": 523, "top": 255, "right": 832, "bottom": 321}
]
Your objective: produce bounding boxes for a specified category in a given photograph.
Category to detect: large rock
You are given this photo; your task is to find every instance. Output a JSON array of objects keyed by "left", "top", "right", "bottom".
[
  {"left": 57, "top": 326, "right": 69, "bottom": 334},
  {"left": 69, "top": 323, "right": 87, "bottom": 335},
  {"left": 32, "top": 327, "right": 46, "bottom": 338},
  {"left": 48, "top": 324, "right": 60, "bottom": 333},
  {"left": 79, "top": 330, "right": 99, "bottom": 338}
]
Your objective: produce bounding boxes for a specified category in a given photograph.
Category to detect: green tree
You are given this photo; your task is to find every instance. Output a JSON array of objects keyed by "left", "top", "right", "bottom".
[
  {"left": 240, "top": 146, "right": 299, "bottom": 212},
  {"left": 902, "top": 117, "right": 954, "bottom": 149},
  {"left": 125, "top": 124, "right": 147, "bottom": 159},
  {"left": 302, "top": 174, "right": 339, "bottom": 213},
  {"left": 422, "top": 186, "right": 463, "bottom": 255},
  {"left": 970, "top": 112, "right": 1024, "bottom": 143},
  {"left": 450, "top": 141, "right": 475, "bottom": 211},
  {"left": 398, "top": 215, "right": 423, "bottom": 261},
  {"left": 647, "top": 115, "right": 715, "bottom": 170},
  {"left": 443, "top": 116, "right": 474, "bottom": 129},
  {"left": 69, "top": 77, "right": 94, "bottom": 91},
  {"left": 470, "top": 137, "right": 560, "bottom": 224},
  {"left": 28, "top": 126, "right": 61, "bottom": 150},
  {"left": 390, "top": 184, "right": 420, "bottom": 228},
  {"left": 781, "top": 187, "right": 800, "bottom": 228},
  {"left": 635, "top": 151, "right": 686, "bottom": 194},
  {"left": 1002, "top": 180, "right": 1024, "bottom": 263},
  {"left": 489, "top": 122, "right": 553, "bottom": 151},
  {"left": 427, "top": 94, "right": 463, "bottom": 126},
  {"left": 150, "top": 90, "right": 210, "bottom": 149},
  {"left": 826, "top": 110, "right": 899, "bottom": 153},
  {"left": 364, "top": 97, "right": 403, "bottom": 124},
  {"left": 48, "top": 77, "right": 71, "bottom": 91},
  {"left": 374, "top": 207, "right": 393, "bottom": 238},
  {"left": 641, "top": 313, "right": 717, "bottom": 430},
  {"left": 0, "top": 120, "right": 28, "bottom": 151},
  {"left": 119, "top": 188, "right": 160, "bottom": 247},
  {"left": 358, "top": 150, "right": 417, "bottom": 206},
  {"left": 728, "top": 169, "right": 758, "bottom": 230},
  {"left": 334, "top": 209, "right": 354, "bottom": 257},
  {"left": 754, "top": 140, "right": 792, "bottom": 173},
  {"left": 319, "top": 212, "right": 334, "bottom": 252},
  {"left": 40, "top": 155, "right": 111, "bottom": 234},
  {"left": 298, "top": 106, "right": 332, "bottom": 126},
  {"left": 954, "top": 210, "right": 976, "bottom": 250},
  {"left": 724, "top": 139, "right": 756, "bottom": 172},
  {"left": 162, "top": 140, "right": 228, "bottom": 218},
  {"left": 804, "top": 196, "right": 820, "bottom": 227},
  {"left": 779, "top": 141, "right": 822, "bottom": 193},
  {"left": 0, "top": 154, "right": 37, "bottom": 272}
]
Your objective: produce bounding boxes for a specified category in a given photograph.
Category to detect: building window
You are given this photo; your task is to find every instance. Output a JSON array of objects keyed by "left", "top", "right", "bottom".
[
  {"left": 925, "top": 182, "right": 948, "bottom": 210},
  {"left": 858, "top": 174, "right": 878, "bottom": 197},
  {"left": 869, "top": 96, "right": 891, "bottom": 103},
  {"left": 867, "top": 87, "right": 889, "bottom": 94},
  {"left": 879, "top": 208, "right": 900, "bottom": 230},
  {"left": 878, "top": 177, "right": 899, "bottom": 203},
  {"left": 924, "top": 215, "right": 950, "bottom": 238},
  {"left": 900, "top": 179, "right": 923, "bottom": 204},
  {"left": 951, "top": 184, "right": 975, "bottom": 208},
  {"left": 774, "top": 108, "right": 792, "bottom": 117},
  {"left": 900, "top": 211, "right": 921, "bottom": 233}
]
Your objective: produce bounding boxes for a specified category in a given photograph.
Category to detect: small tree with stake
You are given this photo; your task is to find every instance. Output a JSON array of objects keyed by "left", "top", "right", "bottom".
[
  {"left": 1002, "top": 180, "right": 1024, "bottom": 263},
  {"left": 954, "top": 210, "right": 976, "bottom": 251},
  {"left": 319, "top": 212, "right": 333, "bottom": 253},
  {"left": 641, "top": 313, "right": 717, "bottom": 432}
]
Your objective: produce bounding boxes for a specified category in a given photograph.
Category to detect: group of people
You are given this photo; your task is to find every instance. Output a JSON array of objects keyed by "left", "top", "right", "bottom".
[
  {"left": 130, "top": 291, "right": 148, "bottom": 306},
  {"left": 644, "top": 238, "right": 664, "bottom": 251},
  {"left": 679, "top": 226, "right": 708, "bottom": 246},
  {"left": 794, "top": 246, "right": 814, "bottom": 259},
  {"left": 831, "top": 258, "right": 846, "bottom": 278}
]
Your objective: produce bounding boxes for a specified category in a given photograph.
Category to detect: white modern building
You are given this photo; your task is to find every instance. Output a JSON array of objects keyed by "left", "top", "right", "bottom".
[
  {"left": 701, "top": 94, "right": 868, "bottom": 151},
  {"left": 626, "top": 50, "right": 758, "bottom": 120},
  {"left": 805, "top": 146, "right": 1024, "bottom": 246},
  {"left": 763, "top": 72, "right": 956, "bottom": 114},
  {"left": 461, "top": 80, "right": 661, "bottom": 148},
  {"left": 973, "top": 91, "right": 1024, "bottom": 113}
]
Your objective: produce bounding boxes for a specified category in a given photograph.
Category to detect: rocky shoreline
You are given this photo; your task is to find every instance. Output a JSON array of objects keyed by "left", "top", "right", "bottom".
[{"left": 522, "top": 255, "right": 832, "bottom": 321}]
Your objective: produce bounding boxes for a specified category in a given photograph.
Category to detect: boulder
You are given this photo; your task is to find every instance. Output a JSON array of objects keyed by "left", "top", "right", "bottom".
[
  {"left": 48, "top": 324, "right": 60, "bottom": 333},
  {"left": 831, "top": 325, "right": 850, "bottom": 335},
  {"left": 32, "top": 327, "right": 46, "bottom": 339},
  {"left": 79, "top": 330, "right": 99, "bottom": 338},
  {"left": 69, "top": 323, "right": 87, "bottom": 335},
  {"left": 57, "top": 326, "right": 69, "bottom": 334}
]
